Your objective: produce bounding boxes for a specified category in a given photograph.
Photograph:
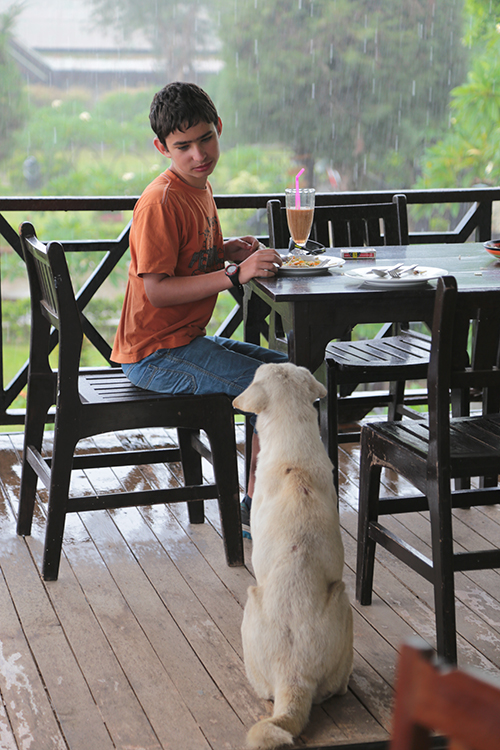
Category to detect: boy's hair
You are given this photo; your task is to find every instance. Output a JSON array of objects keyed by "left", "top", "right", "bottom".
[{"left": 150, "top": 82, "right": 219, "bottom": 146}]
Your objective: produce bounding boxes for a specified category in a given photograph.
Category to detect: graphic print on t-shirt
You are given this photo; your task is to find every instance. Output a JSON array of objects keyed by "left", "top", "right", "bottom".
[{"left": 189, "top": 216, "right": 223, "bottom": 274}]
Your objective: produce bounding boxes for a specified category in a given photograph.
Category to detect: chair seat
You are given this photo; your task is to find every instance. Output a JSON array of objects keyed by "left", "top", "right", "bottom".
[
  {"left": 79, "top": 368, "right": 194, "bottom": 403},
  {"left": 323, "top": 330, "right": 431, "bottom": 491},
  {"left": 364, "top": 413, "right": 500, "bottom": 485},
  {"left": 325, "top": 333, "right": 431, "bottom": 380}
]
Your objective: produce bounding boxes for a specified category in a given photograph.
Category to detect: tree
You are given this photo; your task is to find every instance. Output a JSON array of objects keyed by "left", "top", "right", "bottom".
[
  {"left": 418, "top": 0, "right": 500, "bottom": 189},
  {"left": 89, "top": 0, "right": 218, "bottom": 82},
  {"left": 0, "top": 2, "right": 27, "bottom": 160},
  {"left": 212, "top": 0, "right": 468, "bottom": 191}
]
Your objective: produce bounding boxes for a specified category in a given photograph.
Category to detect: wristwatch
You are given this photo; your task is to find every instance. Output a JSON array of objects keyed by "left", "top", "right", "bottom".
[{"left": 225, "top": 262, "right": 244, "bottom": 294}]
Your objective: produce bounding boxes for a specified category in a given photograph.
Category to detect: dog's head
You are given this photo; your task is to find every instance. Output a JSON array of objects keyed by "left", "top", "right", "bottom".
[{"left": 233, "top": 362, "right": 326, "bottom": 415}]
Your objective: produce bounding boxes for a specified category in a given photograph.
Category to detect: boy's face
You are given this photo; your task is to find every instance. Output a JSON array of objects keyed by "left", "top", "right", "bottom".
[{"left": 154, "top": 118, "right": 222, "bottom": 189}]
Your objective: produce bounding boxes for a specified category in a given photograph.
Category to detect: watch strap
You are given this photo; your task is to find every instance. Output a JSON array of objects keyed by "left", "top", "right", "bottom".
[{"left": 225, "top": 264, "right": 244, "bottom": 294}]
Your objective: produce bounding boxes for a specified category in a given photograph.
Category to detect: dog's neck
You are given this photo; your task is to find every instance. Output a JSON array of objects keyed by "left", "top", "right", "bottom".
[{"left": 255, "top": 402, "right": 324, "bottom": 462}]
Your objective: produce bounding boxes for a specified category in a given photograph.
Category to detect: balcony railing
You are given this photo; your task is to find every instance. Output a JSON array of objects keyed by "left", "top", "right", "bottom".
[{"left": 1, "top": 186, "right": 499, "bottom": 425}]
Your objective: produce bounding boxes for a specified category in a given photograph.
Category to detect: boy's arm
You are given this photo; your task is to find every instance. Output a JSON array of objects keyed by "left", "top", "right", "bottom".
[{"left": 143, "top": 246, "right": 282, "bottom": 308}]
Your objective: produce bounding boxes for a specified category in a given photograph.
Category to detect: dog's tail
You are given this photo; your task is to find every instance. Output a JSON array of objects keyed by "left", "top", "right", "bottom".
[{"left": 246, "top": 682, "right": 313, "bottom": 749}]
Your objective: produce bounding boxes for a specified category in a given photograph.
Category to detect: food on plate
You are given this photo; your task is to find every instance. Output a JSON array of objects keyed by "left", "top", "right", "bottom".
[{"left": 282, "top": 255, "right": 322, "bottom": 268}]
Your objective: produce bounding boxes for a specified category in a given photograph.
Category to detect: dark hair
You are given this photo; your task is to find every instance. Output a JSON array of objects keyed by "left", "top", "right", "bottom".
[{"left": 149, "top": 82, "right": 219, "bottom": 146}]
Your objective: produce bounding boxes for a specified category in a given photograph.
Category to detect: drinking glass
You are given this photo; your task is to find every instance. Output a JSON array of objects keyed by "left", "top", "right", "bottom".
[{"left": 285, "top": 187, "right": 315, "bottom": 253}]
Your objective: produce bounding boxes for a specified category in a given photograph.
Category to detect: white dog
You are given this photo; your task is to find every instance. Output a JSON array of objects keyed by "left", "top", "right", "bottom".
[{"left": 233, "top": 363, "right": 353, "bottom": 750}]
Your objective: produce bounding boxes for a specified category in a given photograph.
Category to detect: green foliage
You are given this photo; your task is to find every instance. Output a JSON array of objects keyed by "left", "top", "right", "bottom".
[
  {"left": 3, "top": 87, "right": 161, "bottom": 197},
  {"left": 418, "top": 1, "right": 500, "bottom": 190},
  {"left": 213, "top": 143, "right": 294, "bottom": 236},
  {"left": 463, "top": 0, "right": 500, "bottom": 46},
  {"left": 0, "top": 82, "right": 294, "bottom": 282},
  {"left": 212, "top": 0, "right": 468, "bottom": 191},
  {"left": 0, "top": 3, "right": 28, "bottom": 160}
]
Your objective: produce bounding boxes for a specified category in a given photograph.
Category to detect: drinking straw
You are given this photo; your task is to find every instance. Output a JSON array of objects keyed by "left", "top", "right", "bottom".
[{"left": 295, "top": 168, "right": 305, "bottom": 209}]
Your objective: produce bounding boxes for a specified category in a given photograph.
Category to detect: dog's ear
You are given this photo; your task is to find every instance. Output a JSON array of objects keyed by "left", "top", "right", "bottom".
[
  {"left": 308, "top": 374, "right": 327, "bottom": 401},
  {"left": 233, "top": 382, "right": 269, "bottom": 414},
  {"left": 295, "top": 365, "right": 327, "bottom": 401}
]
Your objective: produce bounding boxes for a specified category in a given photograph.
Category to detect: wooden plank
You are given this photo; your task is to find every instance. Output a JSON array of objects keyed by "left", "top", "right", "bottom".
[
  {"left": 38, "top": 540, "right": 164, "bottom": 750},
  {"left": 339, "top": 440, "right": 500, "bottom": 670},
  {"left": 147, "top": 441, "right": 392, "bottom": 746},
  {"left": 0, "top": 565, "right": 70, "bottom": 750},
  {"left": 8, "top": 432, "right": 212, "bottom": 750},
  {"left": 343, "top": 508, "right": 500, "bottom": 674},
  {"left": 1, "top": 426, "right": 498, "bottom": 749},
  {"left": 0, "top": 445, "right": 115, "bottom": 750},
  {"left": 148, "top": 496, "right": 391, "bottom": 745},
  {"left": 0, "top": 437, "right": 68, "bottom": 750},
  {"left": 55, "top": 509, "right": 214, "bottom": 750},
  {"left": 84, "top": 505, "right": 262, "bottom": 731},
  {"left": 0, "top": 697, "right": 17, "bottom": 750},
  {"left": 109, "top": 428, "right": 388, "bottom": 747}
]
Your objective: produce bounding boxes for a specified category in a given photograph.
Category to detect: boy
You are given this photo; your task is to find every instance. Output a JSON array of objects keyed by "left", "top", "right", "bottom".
[{"left": 111, "top": 81, "right": 287, "bottom": 538}]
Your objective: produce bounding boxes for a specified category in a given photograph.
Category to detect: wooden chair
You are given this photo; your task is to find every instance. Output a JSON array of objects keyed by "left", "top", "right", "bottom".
[
  {"left": 17, "top": 221, "right": 244, "bottom": 581},
  {"left": 267, "top": 193, "right": 409, "bottom": 249},
  {"left": 324, "top": 325, "right": 431, "bottom": 491},
  {"left": 267, "top": 194, "right": 431, "bottom": 491},
  {"left": 356, "top": 276, "right": 500, "bottom": 663},
  {"left": 390, "top": 638, "right": 500, "bottom": 750}
]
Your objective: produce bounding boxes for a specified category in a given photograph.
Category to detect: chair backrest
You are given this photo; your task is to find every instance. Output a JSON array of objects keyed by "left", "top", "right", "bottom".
[
  {"left": 267, "top": 193, "right": 409, "bottom": 249},
  {"left": 427, "top": 276, "right": 500, "bottom": 457},
  {"left": 19, "top": 221, "right": 83, "bottom": 395},
  {"left": 390, "top": 639, "right": 500, "bottom": 750}
]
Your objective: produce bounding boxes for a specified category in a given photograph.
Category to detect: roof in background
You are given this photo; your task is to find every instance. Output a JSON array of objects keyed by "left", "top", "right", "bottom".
[
  {"left": 0, "top": 0, "right": 151, "bottom": 51},
  {"left": 2, "top": 0, "right": 223, "bottom": 88}
]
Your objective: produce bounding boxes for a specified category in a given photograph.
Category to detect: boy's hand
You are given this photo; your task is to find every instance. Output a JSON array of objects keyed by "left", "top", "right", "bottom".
[
  {"left": 238, "top": 247, "right": 283, "bottom": 284},
  {"left": 224, "top": 235, "right": 263, "bottom": 262}
]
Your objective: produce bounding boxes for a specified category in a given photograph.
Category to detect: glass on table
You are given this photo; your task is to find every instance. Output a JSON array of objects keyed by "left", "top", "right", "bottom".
[{"left": 285, "top": 187, "right": 315, "bottom": 254}]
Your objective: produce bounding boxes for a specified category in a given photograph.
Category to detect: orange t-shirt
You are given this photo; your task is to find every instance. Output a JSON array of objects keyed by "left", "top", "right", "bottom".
[{"left": 111, "top": 169, "right": 224, "bottom": 364}]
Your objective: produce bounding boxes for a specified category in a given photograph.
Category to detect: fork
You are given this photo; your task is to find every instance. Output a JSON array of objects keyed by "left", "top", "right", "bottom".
[
  {"left": 371, "top": 263, "right": 404, "bottom": 277},
  {"left": 388, "top": 264, "right": 419, "bottom": 278}
]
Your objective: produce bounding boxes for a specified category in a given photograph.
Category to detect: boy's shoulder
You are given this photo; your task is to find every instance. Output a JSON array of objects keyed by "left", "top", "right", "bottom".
[
  {"left": 139, "top": 169, "right": 174, "bottom": 204},
  {"left": 136, "top": 169, "right": 213, "bottom": 211}
]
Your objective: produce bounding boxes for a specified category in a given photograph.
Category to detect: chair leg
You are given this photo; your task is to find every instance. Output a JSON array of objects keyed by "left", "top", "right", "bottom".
[
  {"left": 428, "top": 487, "right": 458, "bottom": 663},
  {"left": 451, "top": 388, "right": 471, "bottom": 492},
  {"left": 42, "top": 434, "right": 78, "bottom": 581},
  {"left": 206, "top": 416, "right": 244, "bottom": 568},
  {"left": 177, "top": 428, "right": 205, "bottom": 524},
  {"left": 245, "top": 417, "right": 253, "bottom": 488},
  {"left": 356, "top": 432, "right": 382, "bottom": 606},
  {"left": 325, "top": 365, "right": 340, "bottom": 493},
  {"left": 18, "top": 375, "right": 55, "bottom": 536},
  {"left": 388, "top": 379, "right": 405, "bottom": 421}
]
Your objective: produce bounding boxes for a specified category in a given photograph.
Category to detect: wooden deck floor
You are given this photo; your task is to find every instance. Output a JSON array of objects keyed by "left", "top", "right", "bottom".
[{"left": 0, "top": 424, "right": 499, "bottom": 750}]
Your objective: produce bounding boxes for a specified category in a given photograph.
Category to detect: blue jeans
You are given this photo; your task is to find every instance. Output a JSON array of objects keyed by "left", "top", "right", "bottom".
[{"left": 122, "top": 335, "right": 288, "bottom": 423}]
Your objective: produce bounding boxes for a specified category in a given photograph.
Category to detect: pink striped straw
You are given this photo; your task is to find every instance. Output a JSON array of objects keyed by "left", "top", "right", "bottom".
[{"left": 295, "top": 168, "right": 305, "bottom": 209}]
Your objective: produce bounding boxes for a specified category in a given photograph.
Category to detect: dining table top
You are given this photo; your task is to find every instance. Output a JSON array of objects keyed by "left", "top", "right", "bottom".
[
  {"left": 243, "top": 242, "right": 500, "bottom": 372},
  {"left": 251, "top": 242, "right": 500, "bottom": 299}
]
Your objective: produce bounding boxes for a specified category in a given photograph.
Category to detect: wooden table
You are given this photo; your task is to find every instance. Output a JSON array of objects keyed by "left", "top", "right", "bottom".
[{"left": 244, "top": 242, "right": 500, "bottom": 374}]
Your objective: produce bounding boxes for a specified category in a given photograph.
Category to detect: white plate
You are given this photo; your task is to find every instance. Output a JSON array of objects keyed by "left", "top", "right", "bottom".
[
  {"left": 278, "top": 256, "right": 344, "bottom": 276},
  {"left": 344, "top": 265, "right": 448, "bottom": 288}
]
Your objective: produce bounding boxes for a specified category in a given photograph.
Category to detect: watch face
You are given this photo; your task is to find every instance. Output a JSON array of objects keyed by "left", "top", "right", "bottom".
[{"left": 226, "top": 264, "right": 238, "bottom": 276}]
